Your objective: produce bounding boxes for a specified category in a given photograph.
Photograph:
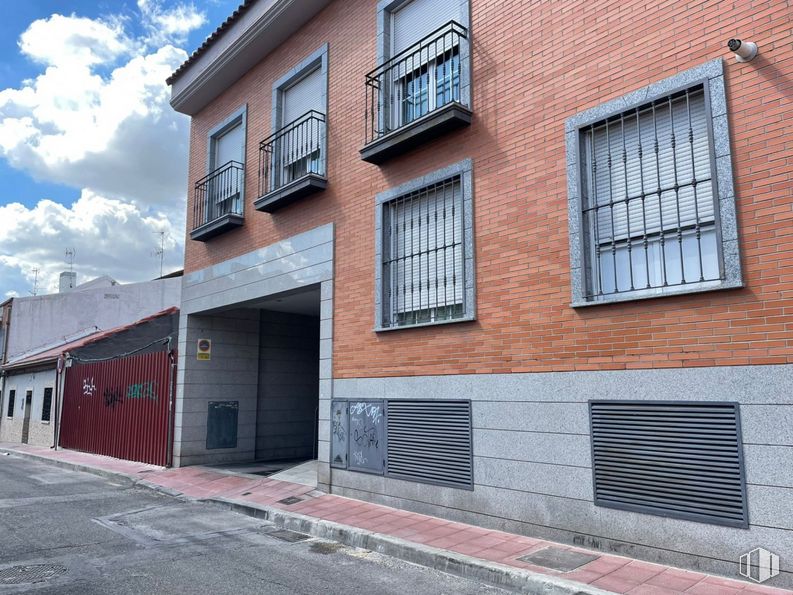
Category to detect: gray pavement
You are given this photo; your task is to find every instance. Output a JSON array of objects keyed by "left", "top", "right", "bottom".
[{"left": 0, "top": 454, "right": 510, "bottom": 594}]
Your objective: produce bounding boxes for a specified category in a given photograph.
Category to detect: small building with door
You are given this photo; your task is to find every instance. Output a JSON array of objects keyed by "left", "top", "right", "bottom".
[{"left": 0, "top": 308, "right": 179, "bottom": 464}]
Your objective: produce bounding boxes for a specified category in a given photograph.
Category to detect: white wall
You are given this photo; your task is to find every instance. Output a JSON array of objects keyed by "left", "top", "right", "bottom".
[
  {"left": 0, "top": 368, "right": 58, "bottom": 447},
  {"left": 6, "top": 278, "right": 181, "bottom": 361}
]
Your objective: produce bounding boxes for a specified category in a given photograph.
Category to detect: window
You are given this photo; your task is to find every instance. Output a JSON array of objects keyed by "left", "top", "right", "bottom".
[
  {"left": 566, "top": 59, "right": 742, "bottom": 306},
  {"left": 589, "top": 401, "right": 748, "bottom": 528},
  {"left": 279, "top": 67, "right": 325, "bottom": 184},
  {"left": 392, "top": 33, "right": 461, "bottom": 130},
  {"left": 257, "top": 45, "right": 328, "bottom": 211},
  {"left": 6, "top": 390, "right": 14, "bottom": 418},
  {"left": 192, "top": 105, "right": 247, "bottom": 238},
  {"left": 41, "top": 388, "right": 53, "bottom": 422},
  {"left": 363, "top": 0, "right": 470, "bottom": 160},
  {"left": 375, "top": 159, "right": 475, "bottom": 330}
]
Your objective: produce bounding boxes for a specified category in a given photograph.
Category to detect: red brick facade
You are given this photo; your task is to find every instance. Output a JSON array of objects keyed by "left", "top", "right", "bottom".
[{"left": 184, "top": 0, "right": 792, "bottom": 378}]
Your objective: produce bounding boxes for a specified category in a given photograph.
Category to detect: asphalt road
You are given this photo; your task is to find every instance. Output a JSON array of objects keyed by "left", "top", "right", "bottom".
[{"left": 0, "top": 454, "right": 509, "bottom": 595}]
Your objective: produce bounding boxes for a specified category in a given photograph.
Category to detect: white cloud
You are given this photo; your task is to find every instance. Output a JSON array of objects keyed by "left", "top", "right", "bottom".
[
  {"left": 138, "top": 0, "right": 207, "bottom": 47},
  {"left": 0, "top": 4, "right": 208, "bottom": 297},
  {"left": 0, "top": 13, "right": 191, "bottom": 206},
  {"left": 0, "top": 190, "right": 183, "bottom": 295},
  {"left": 19, "top": 13, "right": 130, "bottom": 68}
]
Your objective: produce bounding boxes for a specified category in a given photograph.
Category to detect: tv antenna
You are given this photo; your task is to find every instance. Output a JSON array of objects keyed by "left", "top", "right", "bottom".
[
  {"left": 65, "top": 248, "right": 75, "bottom": 272},
  {"left": 153, "top": 231, "right": 166, "bottom": 278},
  {"left": 30, "top": 268, "right": 40, "bottom": 296}
]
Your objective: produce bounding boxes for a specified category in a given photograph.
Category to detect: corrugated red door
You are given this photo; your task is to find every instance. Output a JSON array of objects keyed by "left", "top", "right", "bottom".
[{"left": 59, "top": 351, "right": 175, "bottom": 466}]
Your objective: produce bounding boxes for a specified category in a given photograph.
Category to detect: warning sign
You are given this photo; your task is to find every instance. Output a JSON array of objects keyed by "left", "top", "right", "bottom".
[{"left": 197, "top": 338, "right": 211, "bottom": 361}]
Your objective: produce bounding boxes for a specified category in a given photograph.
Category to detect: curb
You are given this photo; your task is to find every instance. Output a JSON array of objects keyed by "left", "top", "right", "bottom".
[
  {"left": 1, "top": 447, "right": 609, "bottom": 594},
  {"left": 0, "top": 447, "right": 181, "bottom": 498},
  {"left": 207, "top": 496, "right": 612, "bottom": 595}
]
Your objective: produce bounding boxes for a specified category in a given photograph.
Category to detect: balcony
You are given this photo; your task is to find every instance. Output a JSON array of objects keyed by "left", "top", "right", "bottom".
[
  {"left": 255, "top": 111, "right": 327, "bottom": 213},
  {"left": 190, "top": 160, "right": 245, "bottom": 241},
  {"left": 361, "top": 21, "right": 471, "bottom": 165}
]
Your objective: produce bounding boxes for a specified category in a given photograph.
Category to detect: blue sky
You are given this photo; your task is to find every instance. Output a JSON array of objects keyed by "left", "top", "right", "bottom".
[{"left": 0, "top": 0, "right": 239, "bottom": 297}]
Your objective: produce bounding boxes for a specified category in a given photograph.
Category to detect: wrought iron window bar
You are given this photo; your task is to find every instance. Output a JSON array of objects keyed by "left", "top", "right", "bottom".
[
  {"left": 365, "top": 21, "right": 468, "bottom": 145},
  {"left": 382, "top": 176, "right": 464, "bottom": 328},
  {"left": 193, "top": 160, "right": 245, "bottom": 230},
  {"left": 580, "top": 85, "right": 723, "bottom": 299},
  {"left": 258, "top": 110, "right": 326, "bottom": 198}
]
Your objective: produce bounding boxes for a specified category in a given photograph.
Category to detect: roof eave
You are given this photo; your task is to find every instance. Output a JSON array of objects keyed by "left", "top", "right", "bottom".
[{"left": 169, "top": 0, "right": 333, "bottom": 116}]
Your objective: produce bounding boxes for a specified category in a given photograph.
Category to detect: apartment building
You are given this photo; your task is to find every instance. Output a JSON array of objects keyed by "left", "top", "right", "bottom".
[{"left": 168, "top": 0, "right": 792, "bottom": 583}]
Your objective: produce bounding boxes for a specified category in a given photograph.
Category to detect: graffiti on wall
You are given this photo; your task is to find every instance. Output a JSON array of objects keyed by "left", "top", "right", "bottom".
[{"left": 126, "top": 381, "right": 158, "bottom": 401}]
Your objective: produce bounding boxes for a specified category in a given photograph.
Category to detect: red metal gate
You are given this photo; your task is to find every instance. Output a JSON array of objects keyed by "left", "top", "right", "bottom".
[{"left": 59, "top": 351, "right": 175, "bottom": 466}]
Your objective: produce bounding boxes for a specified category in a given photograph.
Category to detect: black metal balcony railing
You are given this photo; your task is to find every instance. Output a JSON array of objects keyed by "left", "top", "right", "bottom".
[
  {"left": 193, "top": 160, "right": 245, "bottom": 230},
  {"left": 258, "top": 111, "right": 326, "bottom": 198},
  {"left": 365, "top": 21, "right": 468, "bottom": 145}
]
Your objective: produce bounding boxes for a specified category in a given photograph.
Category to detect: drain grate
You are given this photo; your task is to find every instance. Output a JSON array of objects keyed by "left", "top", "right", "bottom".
[
  {"left": 517, "top": 547, "right": 599, "bottom": 572},
  {"left": 277, "top": 496, "right": 302, "bottom": 505},
  {"left": 267, "top": 529, "right": 310, "bottom": 543},
  {"left": 0, "top": 564, "right": 67, "bottom": 585}
]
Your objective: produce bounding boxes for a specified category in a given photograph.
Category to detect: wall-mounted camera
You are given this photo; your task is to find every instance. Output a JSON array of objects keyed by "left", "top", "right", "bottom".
[{"left": 728, "top": 39, "right": 758, "bottom": 62}]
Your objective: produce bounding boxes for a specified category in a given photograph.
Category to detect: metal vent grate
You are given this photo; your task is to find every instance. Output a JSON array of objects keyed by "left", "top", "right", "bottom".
[
  {"left": 387, "top": 400, "right": 472, "bottom": 489},
  {"left": 589, "top": 401, "right": 748, "bottom": 528}
]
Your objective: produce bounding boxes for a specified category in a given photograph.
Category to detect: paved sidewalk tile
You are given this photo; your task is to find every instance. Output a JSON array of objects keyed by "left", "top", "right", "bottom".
[{"left": 2, "top": 444, "right": 789, "bottom": 595}]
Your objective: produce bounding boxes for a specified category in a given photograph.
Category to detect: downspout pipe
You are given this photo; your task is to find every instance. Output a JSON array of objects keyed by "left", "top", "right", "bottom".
[{"left": 53, "top": 353, "right": 66, "bottom": 450}]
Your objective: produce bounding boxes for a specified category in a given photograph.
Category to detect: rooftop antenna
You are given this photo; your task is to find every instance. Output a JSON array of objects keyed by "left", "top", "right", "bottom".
[
  {"left": 153, "top": 231, "right": 165, "bottom": 278},
  {"left": 30, "top": 268, "right": 40, "bottom": 296},
  {"left": 65, "top": 248, "right": 75, "bottom": 272}
]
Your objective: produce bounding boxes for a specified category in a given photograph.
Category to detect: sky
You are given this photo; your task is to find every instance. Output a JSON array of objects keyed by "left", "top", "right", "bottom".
[{"left": 0, "top": 0, "right": 240, "bottom": 298}]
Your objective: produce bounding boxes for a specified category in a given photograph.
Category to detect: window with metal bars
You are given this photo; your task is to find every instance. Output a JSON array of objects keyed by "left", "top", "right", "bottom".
[
  {"left": 382, "top": 176, "right": 465, "bottom": 328},
  {"left": 567, "top": 60, "right": 742, "bottom": 306},
  {"left": 581, "top": 85, "right": 720, "bottom": 298},
  {"left": 6, "top": 389, "right": 14, "bottom": 418},
  {"left": 41, "top": 387, "right": 53, "bottom": 422}
]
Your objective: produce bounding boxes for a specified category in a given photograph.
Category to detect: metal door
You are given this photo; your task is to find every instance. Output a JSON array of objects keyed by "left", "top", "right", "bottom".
[
  {"left": 59, "top": 351, "right": 175, "bottom": 466},
  {"left": 21, "top": 391, "right": 32, "bottom": 444}
]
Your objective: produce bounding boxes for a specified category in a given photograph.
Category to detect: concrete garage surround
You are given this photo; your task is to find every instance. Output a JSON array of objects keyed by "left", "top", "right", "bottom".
[
  {"left": 174, "top": 223, "right": 334, "bottom": 492},
  {"left": 330, "top": 365, "right": 793, "bottom": 583}
]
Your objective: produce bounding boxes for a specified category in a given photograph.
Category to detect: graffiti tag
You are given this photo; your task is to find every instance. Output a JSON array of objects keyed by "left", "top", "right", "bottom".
[
  {"left": 126, "top": 381, "right": 158, "bottom": 401},
  {"left": 349, "top": 402, "right": 382, "bottom": 423},
  {"left": 103, "top": 387, "right": 123, "bottom": 408},
  {"left": 82, "top": 377, "right": 96, "bottom": 396}
]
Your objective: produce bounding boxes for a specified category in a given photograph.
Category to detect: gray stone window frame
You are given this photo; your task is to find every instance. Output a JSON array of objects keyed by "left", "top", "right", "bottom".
[
  {"left": 206, "top": 103, "right": 248, "bottom": 210},
  {"left": 207, "top": 103, "right": 248, "bottom": 172},
  {"left": 566, "top": 58, "right": 742, "bottom": 307},
  {"left": 271, "top": 43, "right": 329, "bottom": 148},
  {"left": 374, "top": 158, "right": 476, "bottom": 331},
  {"left": 376, "top": 0, "right": 472, "bottom": 106}
]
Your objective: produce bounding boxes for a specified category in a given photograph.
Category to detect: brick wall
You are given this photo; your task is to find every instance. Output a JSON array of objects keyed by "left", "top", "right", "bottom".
[{"left": 183, "top": 0, "right": 792, "bottom": 377}]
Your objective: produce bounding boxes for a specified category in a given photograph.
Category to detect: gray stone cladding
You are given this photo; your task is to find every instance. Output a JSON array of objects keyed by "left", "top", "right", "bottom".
[{"left": 330, "top": 364, "right": 793, "bottom": 587}]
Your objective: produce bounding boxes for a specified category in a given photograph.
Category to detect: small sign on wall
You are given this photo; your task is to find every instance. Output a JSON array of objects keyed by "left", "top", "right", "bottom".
[{"left": 197, "top": 338, "right": 211, "bottom": 361}]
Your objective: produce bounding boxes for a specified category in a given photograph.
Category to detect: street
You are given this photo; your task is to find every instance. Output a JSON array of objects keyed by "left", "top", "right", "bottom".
[{"left": 0, "top": 455, "right": 507, "bottom": 595}]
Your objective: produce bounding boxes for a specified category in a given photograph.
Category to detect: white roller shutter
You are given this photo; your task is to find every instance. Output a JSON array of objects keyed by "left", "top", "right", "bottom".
[
  {"left": 213, "top": 123, "right": 244, "bottom": 168},
  {"left": 584, "top": 88, "right": 715, "bottom": 243},
  {"left": 388, "top": 178, "right": 463, "bottom": 314},
  {"left": 282, "top": 67, "right": 324, "bottom": 125},
  {"left": 392, "top": 0, "right": 460, "bottom": 56}
]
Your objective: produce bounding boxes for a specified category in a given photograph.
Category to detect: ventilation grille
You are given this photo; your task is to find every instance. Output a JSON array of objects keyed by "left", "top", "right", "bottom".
[
  {"left": 590, "top": 401, "right": 747, "bottom": 528},
  {"left": 387, "top": 400, "right": 472, "bottom": 489}
]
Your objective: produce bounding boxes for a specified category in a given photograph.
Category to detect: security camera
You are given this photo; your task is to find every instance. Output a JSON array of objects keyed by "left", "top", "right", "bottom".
[{"left": 728, "top": 39, "right": 758, "bottom": 62}]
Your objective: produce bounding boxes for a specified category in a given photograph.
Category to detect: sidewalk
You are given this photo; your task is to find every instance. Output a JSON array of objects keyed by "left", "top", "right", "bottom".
[{"left": 1, "top": 444, "right": 788, "bottom": 595}]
